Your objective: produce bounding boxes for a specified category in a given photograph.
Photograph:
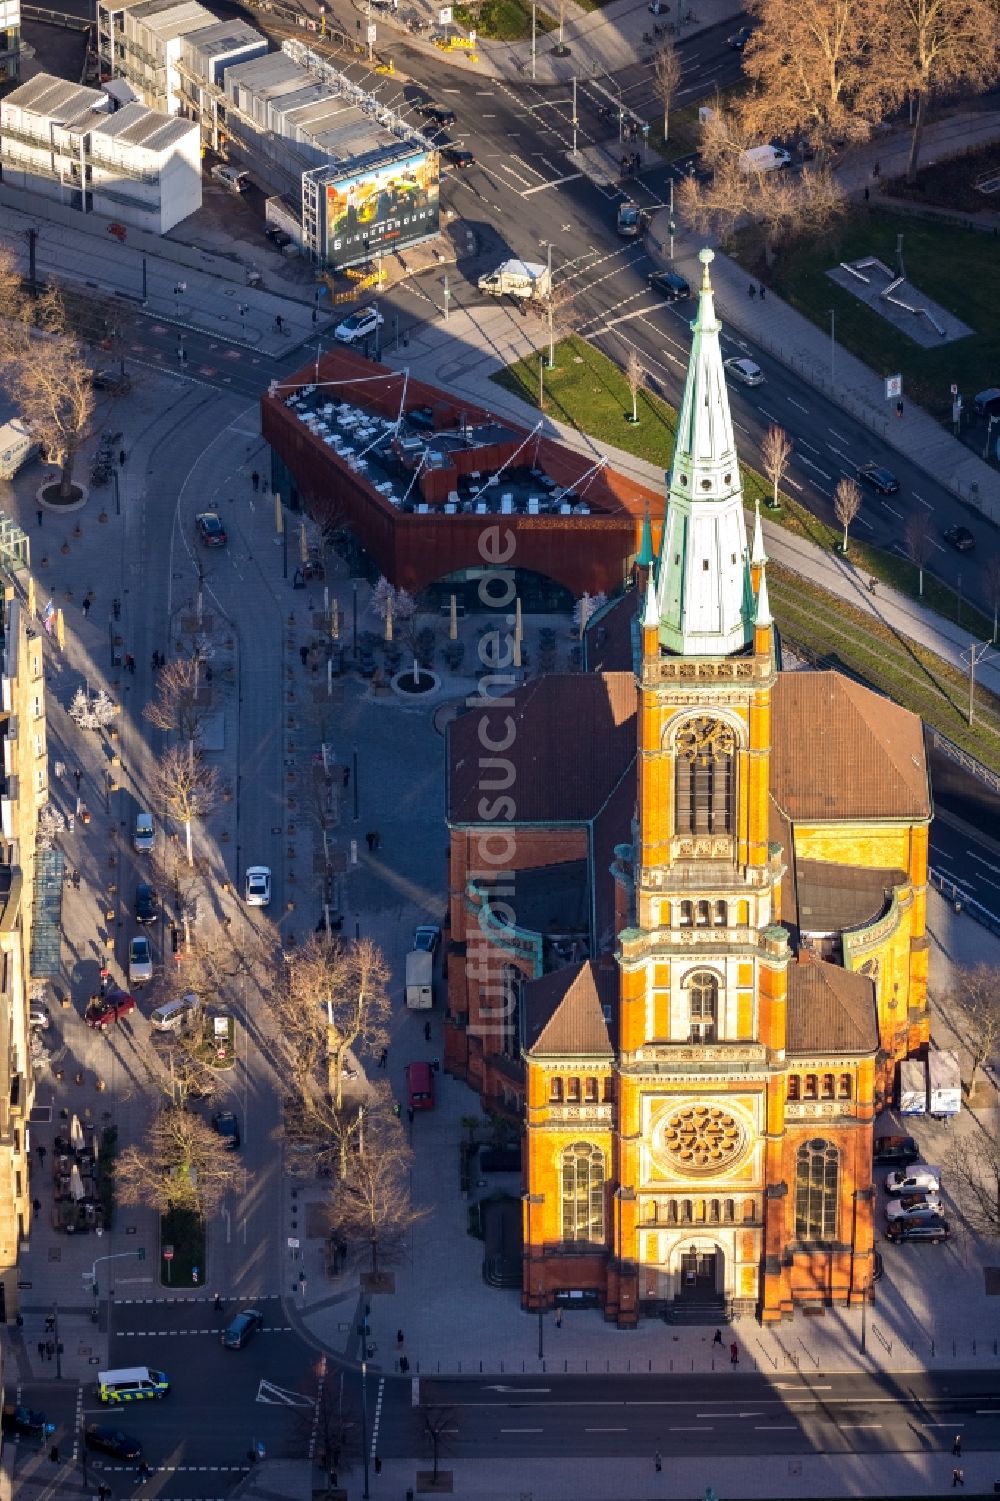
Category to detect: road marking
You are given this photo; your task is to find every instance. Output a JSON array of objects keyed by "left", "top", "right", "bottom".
[
  {"left": 797, "top": 439, "right": 822, "bottom": 455},
  {"left": 501, "top": 1427, "right": 543, "bottom": 1432},
  {"left": 883, "top": 503, "right": 905, "bottom": 520},
  {"left": 913, "top": 492, "right": 933, "bottom": 509},
  {"left": 968, "top": 853, "right": 1000, "bottom": 875},
  {"left": 976, "top": 1409, "right": 1000, "bottom": 1414},
  {"left": 827, "top": 446, "right": 852, "bottom": 462},
  {"left": 670, "top": 1425, "right": 714, "bottom": 1431},
  {"left": 756, "top": 1425, "right": 797, "bottom": 1430},
  {"left": 799, "top": 456, "right": 833, "bottom": 480},
  {"left": 522, "top": 172, "right": 583, "bottom": 196},
  {"left": 786, "top": 398, "right": 809, "bottom": 413},
  {"left": 483, "top": 1385, "right": 550, "bottom": 1393},
  {"left": 759, "top": 408, "right": 781, "bottom": 424},
  {"left": 585, "top": 1426, "right": 627, "bottom": 1432},
  {"left": 256, "top": 1379, "right": 314, "bottom": 1408},
  {"left": 828, "top": 427, "right": 849, "bottom": 442},
  {"left": 838, "top": 1423, "right": 883, "bottom": 1428}
]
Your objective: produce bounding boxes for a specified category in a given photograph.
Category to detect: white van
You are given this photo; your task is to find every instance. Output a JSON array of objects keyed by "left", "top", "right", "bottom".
[
  {"left": 98, "top": 1366, "right": 170, "bottom": 1402},
  {"left": 211, "top": 164, "right": 249, "bottom": 194},
  {"left": 150, "top": 992, "right": 201, "bottom": 1034},
  {"left": 0, "top": 419, "right": 40, "bottom": 480},
  {"left": 738, "top": 144, "right": 792, "bottom": 175}
]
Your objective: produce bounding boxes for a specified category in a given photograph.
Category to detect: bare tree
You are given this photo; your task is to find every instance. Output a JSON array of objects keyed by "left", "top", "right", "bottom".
[
  {"left": 2, "top": 289, "right": 97, "bottom": 502},
  {"left": 144, "top": 655, "right": 207, "bottom": 765},
  {"left": 152, "top": 745, "right": 218, "bottom": 866},
  {"left": 984, "top": 555, "right": 1000, "bottom": 643},
  {"left": 953, "top": 963, "right": 1000, "bottom": 1098},
  {"left": 946, "top": 1131, "right": 1000, "bottom": 1237},
  {"left": 134, "top": 1033, "right": 224, "bottom": 1111},
  {"left": 422, "top": 1408, "right": 456, "bottom": 1484},
  {"left": 881, "top": 0, "right": 1000, "bottom": 182},
  {"left": 322, "top": 1080, "right": 396, "bottom": 1180},
  {"left": 625, "top": 347, "right": 646, "bottom": 424},
  {"left": 904, "top": 509, "right": 933, "bottom": 596},
  {"left": 652, "top": 41, "right": 683, "bottom": 141},
  {"left": 292, "top": 1366, "right": 360, "bottom": 1494},
  {"left": 539, "top": 276, "right": 576, "bottom": 374},
  {"left": 325, "top": 1108, "right": 425, "bottom": 1277},
  {"left": 760, "top": 424, "right": 793, "bottom": 508},
  {"left": 833, "top": 475, "right": 862, "bottom": 553},
  {"left": 116, "top": 1105, "right": 243, "bottom": 1217}
]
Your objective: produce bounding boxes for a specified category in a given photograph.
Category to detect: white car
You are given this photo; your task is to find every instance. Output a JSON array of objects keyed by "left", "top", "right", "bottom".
[
  {"left": 724, "top": 357, "right": 765, "bottom": 387},
  {"left": 133, "top": 811, "right": 155, "bottom": 854},
  {"left": 245, "top": 865, "right": 271, "bottom": 907},
  {"left": 29, "top": 1001, "right": 51, "bottom": 1029},
  {"left": 885, "top": 1193, "right": 943, "bottom": 1222},
  {"left": 886, "top": 1166, "right": 940, "bottom": 1196},
  {"left": 128, "top": 935, "right": 154, "bottom": 987},
  {"left": 334, "top": 305, "right": 384, "bottom": 345}
]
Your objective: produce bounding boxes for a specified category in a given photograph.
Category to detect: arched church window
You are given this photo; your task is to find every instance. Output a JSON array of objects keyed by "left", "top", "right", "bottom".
[
  {"left": 687, "top": 970, "right": 719, "bottom": 1043},
  {"left": 674, "top": 717, "right": 736, "bottom": 836},
  {"left": 561, "top": 1143, "right": 606, "bottom": 1243},
  {"left": 566, "top": 1077, "right": 581, "bottom": 1104},
  {"left": 821, "top": 1074, "right": 836, "bottom": 1100},
  {"left": 695, "top": 900, "right": 710, "bottom": 927},
  {"left": 787, "top": 1075, "right": 800, "bottom": 1101},
  {"left": 838, "top": 1074, "right": 852, "bottom": 1100},
  {"left": 549, "top": 1078, "right": 563, "bottom": 1103},
  {"left": 714, "top": 900, "right": 727, "bottom": 927},
  {"left": 794, "top": 1139, "right": 840, "bottom": 1242},
  {"left": 679, "top": 900, "right": 693, "bottom": 927}
]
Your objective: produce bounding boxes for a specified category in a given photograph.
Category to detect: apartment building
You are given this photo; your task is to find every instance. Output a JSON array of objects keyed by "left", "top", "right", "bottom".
[
  {"left": 97, "top": 0, "right": 219, "bottom": 114},
  {"left": 0, "top": 73, "right": 201, "bottom": 233},
  {"left": 0, "top": 0, "right": 19, "bottom": 88}
]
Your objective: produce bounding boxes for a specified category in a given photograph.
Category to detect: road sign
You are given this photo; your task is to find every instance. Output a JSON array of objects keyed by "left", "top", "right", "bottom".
[
  {"left": 951, "top": 382, "right": 959, "bottom": 395},
  {"left": 438, "top": 4, "right": 452, "bottom": 19},
  {"left": 163, "top": 1246, "right": 174, "bottom": 1261},
  {"left": 287, "top": 1236, "right": 300, "bottom": 1249},
  {"left": 367, "top": 22, "right": 376, "bottom": 41},
  {"left": 885, "top": 373, "right": 902, "bottom": 399}
]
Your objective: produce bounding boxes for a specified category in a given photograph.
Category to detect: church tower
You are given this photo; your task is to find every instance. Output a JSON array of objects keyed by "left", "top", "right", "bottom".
[{"left": 609, "top": 249, "right": 788, "bottom": 1324}]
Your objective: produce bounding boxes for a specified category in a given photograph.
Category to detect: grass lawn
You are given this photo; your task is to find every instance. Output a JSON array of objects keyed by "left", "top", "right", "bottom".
[
  {"left": 454, "top": 0, "right": 554, "bottom": 38},
  {"left": 735, "top": 206, "right": 1000, "bottom": 420},
  {"left": 492, "top": 335, "right": 1000, "bottom": 770},
  {"left": 160, "top": 1207, "right": 206, "bottom": 1288},
  {"left": 882, "top": 141, "right": 1000, "bottom": 215}
]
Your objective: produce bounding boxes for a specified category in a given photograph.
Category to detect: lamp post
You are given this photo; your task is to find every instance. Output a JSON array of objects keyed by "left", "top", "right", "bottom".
[
  {"left": 828, "top": 308, "right": 836, "bottom": 384},
  {"left": 361, "top": 1358, "right": 371, "bottom": 1500},
  {"left": 51, "top": 1301, "right": 62, "bottom": 1379}
]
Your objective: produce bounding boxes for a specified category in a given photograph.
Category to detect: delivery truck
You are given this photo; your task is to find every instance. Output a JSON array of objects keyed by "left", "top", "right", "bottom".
[
  {"left": 405, "top": 948, "right": 433, "bottom": 1009},
  {"left": 898, "top": 1057, "right": 928, "bottom": 1115},
  {"left": 928, "top": 1048, "right": 961, "bottom": 1119},
  {"left": 738, "top": 144, "right": 792, "bottom": 175},
  {"left": 477, "top": 260, "right": 551, "bottom": 301},
  {"left": 0, "top": 419, "right": 40, "bottom": 480}
]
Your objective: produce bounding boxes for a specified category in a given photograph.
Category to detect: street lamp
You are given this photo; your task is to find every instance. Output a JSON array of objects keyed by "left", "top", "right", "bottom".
[
  {"left": 361, "top": 1358, "right": 370, "bottom": 1500},
  {"left": 828, "top": 308, "right": 836, "bottom": 384}
]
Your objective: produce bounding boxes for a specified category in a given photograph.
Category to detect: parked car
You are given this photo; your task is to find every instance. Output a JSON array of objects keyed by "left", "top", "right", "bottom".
[
  {"left": 649, "top": 270, "right": 691, "bottom": 301},
  {"left": 886, "top": 1166, "right": 940, "bottom": 1195},
  {"left": 727, "top": 23, "right": 753, "bottom": 48},
  {"left": 212, "top": 1110, "right": 241, "bottom": 1149},
  {"left": 86, "top": 991, "right": 136, "bottom": 1030},
  {"left": 133, "top": 811, "right": 155, "bottom": 854},
  {"left": 857, "top": 461, "right": 900, "bottom": 494},
  {"left": 150, "top": 992, "right": 201, "bottom": 1034},
  {"left": 885, "top": 1193, "right": 943, "bottom": 1222},
  {"left": 128, "top": 935, "right": 153, "bottom": 987},
  {"left": 29, "top": 1001, "right": 51, "bottom": 1029},
  {"left": 2, "top": 1404, "right": 55, "bottom": 1438},
  {"left": 196, "top": 511, "right": 227, "bottom": 548},
  {"left": 885, "top": 1217, "right": 950, "bottom": 1243},
  {"left": 334, "top": 306, "right": 384, "bottom": 345},
  {"left": 244, "top": 865, "right": 271, "bottom": 907},
  {"left": 85, "top": 1424, "right": 143, "bottom": 1460},
  {"left": 413, "top": 924, "right": 441, "bottom": 956},
  {"left": 724, "top": 357, "right": 765, "bottom": 387},
  {"left": 943, "top": 524, "right": 974, "bottom": 552},
  {"left": 265, "top": 226, "right": 293, "bottom": 249},
  {"left": 443, "top": 147, "right": 474, "bottom": 167},
  {"left": 135, "top": 882, "right": 158, "bottom": 924},
  {"left": 222, "top": 1308, "right": 264, "bottom": 1349},
  {"left": 91, "top": 369, "right": 132, "bottom": 394},
  {"left": 873, "top": 1133, "right": 919, "bottom": 1165},
  {"left": 973, "top": 387, "right": 1000, "bottom": 418}
]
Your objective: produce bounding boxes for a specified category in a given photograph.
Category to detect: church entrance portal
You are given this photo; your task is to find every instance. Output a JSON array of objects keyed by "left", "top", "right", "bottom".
[{"left": 680, "top": 1250, "right": 719, "bottom": 1299}]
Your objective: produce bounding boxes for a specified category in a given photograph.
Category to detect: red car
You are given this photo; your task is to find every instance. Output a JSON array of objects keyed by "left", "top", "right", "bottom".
[
  {"left": 195, "top": 512, "right": 227, "bottom": 548},
  {"left": 86, "top": 991, "right": 136, "bottom": 1030}
]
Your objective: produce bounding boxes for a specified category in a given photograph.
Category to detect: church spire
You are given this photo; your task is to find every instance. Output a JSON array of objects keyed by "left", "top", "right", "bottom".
[
  {"left": 637, "top": 510, "right": 655, "bottom": 570},
  {"left": 654, "top": 249, "right": 753, "bottom": 658}
]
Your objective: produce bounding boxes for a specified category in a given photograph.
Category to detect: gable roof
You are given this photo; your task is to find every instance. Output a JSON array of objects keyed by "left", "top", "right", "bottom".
[
  {"left": 772, "top": 673, "right": 929, "bottom": 822},
  {"left": 786, "top": 952, "right": 877, "bottom": 1055},
  {"left": 523, "top": 959, "right": 617, "bottom": 1058},
  {"left": 448, "top": 672, "right": 636, "bottom": 827}
]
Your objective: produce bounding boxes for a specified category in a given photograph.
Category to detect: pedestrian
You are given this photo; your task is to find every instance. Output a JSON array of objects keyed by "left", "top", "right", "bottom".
[
  {"left": 214, "top": 1291, "right": 222, "bottom": 1311},
  {"left": 758, "top": 284, "right": 766, "bottom": 301},
  {"left": 275, "top": 314, "right": 284, "bottom": 333},
  {"left": 36, "top": 507, "right": 43, "bottom": 527},
  {"left": 873, "top": 159, "right": 881, "bottom": 178},
  {"left": 366, "top": 831, "right": 375, "bottom": 851},
  {"left": 49, "top": 1443, "right": 59, "bottom": 1463},
  {"left": 299, "top": 644, "right": 309, "bottom": 666},
  {"left": 655, "top": 1451, "right": 662, "bottom": 1472},
  {"left": 119, "top": 449, "right": 126, "bottom": 467},
  {"left": 139, "top": 1459, "right": 152, "bottom": 1481},
  {"left": 374, "top": 1456, "right": 382, "bottom": 1475},
  {"left": 868, "top": 576, "right": 878, "bottom": 594},
  {"left": 37, "top": 1142, "right": 46, "bottom": 1164},
  {"left": 864, "top": 185, "right": 870, "bottom": 202},
  {"left": 397, "top": 1328, "right": 405, "bottom": 1346},
  {"left": 399, "top": 1355, "right": 409, "bottom": 1374},
  {"left": 46, "top": 1339, "right": 54, "bottom": 1359},
  {"left": 713, "top": 1327, "right": 723, "bottom": 1345},
  {"left": 37, "top": 1339, "right": 45, "bottom": 1360},
  {"left": 251, "top": 470, "right": 260, "bottom": 493},
  {"left": 952, "top": 1435, "right": 962, "bottom": 1457},
  {"left": 82, "top": 595, "right": 92, "bottom": 618},
  {"left": 32, "top": 1197, "right": 40, "bottom": 1215},
  {"left": 896, "top": 399, "right": 904, "bottom": 418},
  {"left": 407, "top": 1106, "right": 414, "bottom": 1124},
  {"left": 555, "top": 1307, "right": 563, "bottom": 1328},
  {"left": 952, "top": 1468, "right": 964, "bottom": 1487},
  {"left": 730, "top": 1340, "right": 739, "bottom": 1366},
  {"left": 378, "top": 1046, "right": 388, "bottom": 1068},
  {"left": 748, "top": 282, "right": 756, "bottom": 300},
  {"left": 423, "top": 1020, "right": 431, "bottom": 1042},
  {"left": 342, "top": 765, "right": 350, "bottom": 788},
  {"left": 112, "top": 597, "right": 121, "bottom": 620}
]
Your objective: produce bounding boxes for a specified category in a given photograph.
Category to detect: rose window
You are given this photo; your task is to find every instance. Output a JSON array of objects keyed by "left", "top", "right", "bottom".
[{"left": 658, "top": 1104, "right": 746, "bottom": 1174}]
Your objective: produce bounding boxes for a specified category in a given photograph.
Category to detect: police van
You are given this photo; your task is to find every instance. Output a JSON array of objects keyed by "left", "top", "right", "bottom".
[{"left": 98, "top": 1367, "right": 170, "bottom": 1403}]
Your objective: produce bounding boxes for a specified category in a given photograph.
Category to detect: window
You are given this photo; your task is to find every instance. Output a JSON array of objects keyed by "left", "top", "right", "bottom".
[
  {"left": 566, "top": 1077, "right": 581, "bottom": 1104},
  {"left": 723, "top": 1199, "right": 735, "bottom": 1223},
  {"left": 602, "top": 1077, "right": 614, "bottom": 1103},
  {"left": 820, "top": 1074, "right": 835, "bottom": 1100},
  {"left": 687, "top": 970, "right": 718, "bottom": 1043},
  {"left": 838, "top": 1074, "right": 852, "bottom": 1101},
  {"left": 679, "top": 900, "right": 693, "bottom": 927},
  {"left": 695, "top": 900, "right": 710, "bottom": 927},
  {"left": 794, "top": 1138, "right": 840, "bottom": 1241},
  {"left": 742, "top": 1198, "right": 755, "bottom": 1222},
  {"left": 787, "top": 1075, "right": 801, "bottom": 1102},
  {"left": 709, "top": 1199, "right": 720, "bottom": 1223},
  {"left": 645, "top": 1201, "right": 657, "bottom": 1224},
  {"left": 674, "top": 716, "right": 736, "bottom": 835},
  {"left": 549, "top": 1078, "right": 563, "bottom": 1103},
  {"left": 561, "top": 1143, "right": 606, "bottom": 1242},
  {"left": 803, "top": 1074, "right": 818, "bottom": 1100},
  {"left": 714, "top": 900, "right": 727, "bottom": 927},
  {"left": 680, "top": 1199, "right": 693, "bottom": 1223},
  {"left": 667, "top": 1200, "right": 678, "bottom": 1224},
  {"left": 583, "top": 1077, "right": 598, "bottom": 1104}
]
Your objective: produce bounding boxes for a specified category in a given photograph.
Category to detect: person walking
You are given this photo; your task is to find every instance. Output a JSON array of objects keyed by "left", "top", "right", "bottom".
[
  {"left": 868, "top": 576, "right": 878, "bottom": 594},
  {"left": 713, "top": 1327, "right": 723, "bottom": 1346},
  {"left": 251, "top": 471, "right": 260, "bottom": 493},
  {"left": 730, "top": 1340, "right": 739, "bottom": 1366},
  {"left": 423, "top": 1020, "right": 431, "bottom": 1042},
  {"left": 49, "top": 1444, "right": 59, "bottom": 1463},
  {"left": 36, "top": 508, "right": 43, "bottom": 527},
  {"left": 119, "top": 449, "right": 126, "bottom": 468},
  {"left": 555, "top": 1307, "right": 563, "bottom": 1328},
  {"left": 952, "top": 1468, "right": 965, "bottom": 1487},
  {"left": 82, "top": 595, "right": 92, "bottom": 618},
  {"left": 214, "top": 1291, "right": 223, "bottom": 1311},
  {"left": 37, "top": 1143, "right": 46, "bottom": 1164},
  {"left": 378, "top": 1047, "right": 388, "bottom": 1069},
  {"left": 873, "top": 159, "right": 881, "bottom": 178},
  {"left": 374, "top": 1456, "right": 382, "bottom": 1476},
  {"left": 748, "top": 282, "right": 757, "bottom": 300},
  {"left": 365, "top": 831, "right": 375, "bottom": 851},
  {"left": 396, "top": 1329, "right": 405, "bottom": 1346},
  {"left": 952, "top": 1435, "right": 962, "bottom": 1457},
  {"left": 655, "top": 1451, "right": 662, "bottom": 1472},
  {"left": 759, "top": 284, "right": 766, "bottom": 301},
  {"left": 37, "top": 1339, "right": 45, "bottom": 1361},
  {"left": 896, "top": 399, "right": 904, "bottom": 418},
  {"left": 864, "top": 185, "right": 870, "bottom": 202},
  {"left": 299, "top": 644, "right": 309, "bottom": 666}
]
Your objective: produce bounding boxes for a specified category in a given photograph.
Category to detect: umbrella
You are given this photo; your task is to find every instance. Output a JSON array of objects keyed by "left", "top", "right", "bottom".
[
  {"left": 70, "top": 1115, "right": 84, "bottom": 1151},
  {"left": 69, "top": 1164, "right": 85, "bottom": 1202}
]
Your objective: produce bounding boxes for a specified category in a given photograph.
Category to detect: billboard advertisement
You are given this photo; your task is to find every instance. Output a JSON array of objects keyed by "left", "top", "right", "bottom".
[{"left": 324, "top": 151, "right": 439, "bottom": 269}]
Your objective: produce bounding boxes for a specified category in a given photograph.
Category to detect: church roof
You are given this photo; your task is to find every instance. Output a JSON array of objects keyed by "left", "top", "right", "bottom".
[
  {"left": 447, "top": 672, "right": 636, "bottom": 826},
  {"left": 786, "top": 952, "right": 877, "bottom": 1055},
  {"left": 523, "top": 959, "right": 617, "bottom": 1057},
  {"left": 771, "top": 673, "right": 930, "bottom": 822},
  {"left": 795, "top": 859, "right": 909, "bottom": 934}
]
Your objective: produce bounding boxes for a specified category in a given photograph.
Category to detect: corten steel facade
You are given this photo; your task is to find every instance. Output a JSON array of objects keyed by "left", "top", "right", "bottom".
[{"left": 260, "top": 348, "right": 663, "bottom": 599}]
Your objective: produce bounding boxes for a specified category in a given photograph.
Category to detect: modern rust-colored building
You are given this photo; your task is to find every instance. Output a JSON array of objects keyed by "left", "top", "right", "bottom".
[{"left": 261, "top": 347, "right": 664, "bottom": 607}]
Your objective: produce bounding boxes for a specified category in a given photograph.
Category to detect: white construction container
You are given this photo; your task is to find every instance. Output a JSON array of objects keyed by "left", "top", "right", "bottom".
[
  {"left": 928, "top": 1049, "right": 961, "bottom": 1118},
  {"left": 898, "top": 1058, "right": 928, "bottom": 1115}
]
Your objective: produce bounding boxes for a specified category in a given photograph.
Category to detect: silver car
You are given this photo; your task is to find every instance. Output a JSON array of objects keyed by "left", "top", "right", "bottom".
[
  {"left": 128, "top": 935, "right": 153, "bottom": 987},
  {"left": 724, "top": 357, "right": 765, "bottom": 387},
  {"left": 244, "top": 866, "right": 271, "bottom": 907}
]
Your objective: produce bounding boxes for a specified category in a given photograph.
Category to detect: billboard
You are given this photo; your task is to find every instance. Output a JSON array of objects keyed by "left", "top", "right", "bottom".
[{"left": 324, "top": 151, "right": 439, "bottom": 269}]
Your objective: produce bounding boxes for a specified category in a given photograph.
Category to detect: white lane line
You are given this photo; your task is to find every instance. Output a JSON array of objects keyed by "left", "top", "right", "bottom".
[
  {"left": 922, "top": 1422, "right": 964, "bottom": 1427},
  {"left": 786, "top": 398, "right": 809, "bottom": 413},
  {"left": 585, "top": 1427, "right": 627, "bottom": 1432},
  {"left": 670, "top": 1426, "right": 715, "bottom": 1431},
  {"left": 732, "top": 420, "right": 751, "bottom": 436},
  {"left": 799, "top": 456, "right": 833, "bottom": 480},
  {"left": 968, "top": 853, "right": 1000, "bottom": 874},
  {"left": 856, "top": 514, "right": 873, "bottom": 528},
  {"left": 838, "top": 1423, "right": 883, "bottom": 1428},
  {"left": 756, "top": 1425, "right": 797, "bottom": 1430},
  {"left": 798, "top": 438, "right": 822, "bottom": 454},
  {"left": 759, "top": 407, "right": 781, "bottom": 424},
  {"left": 522, "top": 172, "right": 583, "bottom": 196},
  {"left": 883, "top": 503, "right": 905, "bottom": 520},
  {"left": 829, "top": 427, "right": 849, "bottom": 442},
  {"left": 930, "top": 538, "right": 947, "bottom": 553},
  {"left": 785, "top": 477, "right": 804, "bottom": 491},
  {"left": 913, "top": 492, "right": 933, "bottom": 509},
  {"left": 827, "top": 445, "right": 852, "bottom": 462},
  {"left": 502, "top": 1428, "right": 543, "bottom": 1432}
]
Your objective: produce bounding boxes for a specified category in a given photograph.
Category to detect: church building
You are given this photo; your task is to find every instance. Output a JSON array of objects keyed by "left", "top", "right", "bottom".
[{"left": 444, "top": 250, "right": 931, "bottom": 1324}]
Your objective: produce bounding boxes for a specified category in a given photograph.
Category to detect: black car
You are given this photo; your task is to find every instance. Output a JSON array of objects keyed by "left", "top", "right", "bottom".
[
  {"left": 649, "top": 270, "right": 692, "bottom": 302},
  {"left": 885, "top": 1216, "right": 950, "bottom": 1243},
  {"left": 222, "top": 1308, "right": 264, "bottom": 1348},
  {"left": 212, "top": 1110, "right": 241, "bottom": 1149},
  {"left": 135, "top": 882, "right": 158, "bottom": 924},
  {"left": 85, "top": 1425, "right": 143, "bottom": 1460},
  {"left": 873, "top": 1133, "right": 919, "bottom": 1165},
  {"left": 943, "top": 524, "right": 974, "bottom": 552},
  {"left": 857, "top": 461, "right": 900, "bottom": 495},
  {"left": 420, "top": 105, "right": 456, "bottom": 127},
  {"left": 727, "top": 24, "right": 753, "bottom": 48},
  {"left": 443, "top": 147, "right": 474, "bottom": 168},
  {"left": 2, "top": 1405, "right": 55, "bottom": 1438}
]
